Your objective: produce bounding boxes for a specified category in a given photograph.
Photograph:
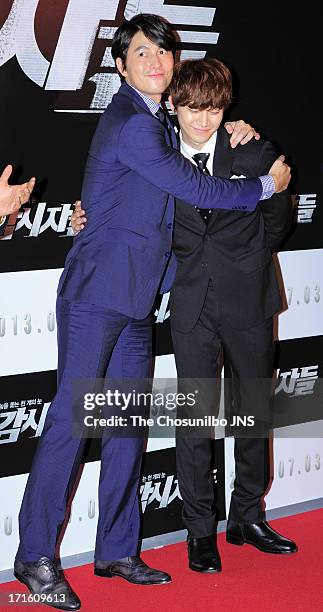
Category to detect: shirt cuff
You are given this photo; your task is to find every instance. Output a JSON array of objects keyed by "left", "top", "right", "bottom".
[{"left": 259, "top": 175, "right": 275, "bottom": 200}]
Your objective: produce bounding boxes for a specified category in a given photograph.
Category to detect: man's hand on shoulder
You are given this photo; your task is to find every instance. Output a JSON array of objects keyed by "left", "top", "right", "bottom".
[
  {"left": 268, "top": 155, "right": 291, "bottom": 193},
  {"left": 224, "top": 120, "right": 260, "bottom": 148}
]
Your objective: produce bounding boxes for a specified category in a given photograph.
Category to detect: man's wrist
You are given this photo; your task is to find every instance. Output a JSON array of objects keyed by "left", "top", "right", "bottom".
[{"left": 259, "top": 175, "right": 275, "bottom": 200}]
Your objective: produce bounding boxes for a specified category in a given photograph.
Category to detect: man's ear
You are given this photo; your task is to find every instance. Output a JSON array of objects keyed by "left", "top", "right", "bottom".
[
  {"left": 116, "top": 57, "right": 127, "bottom": 77},
  {"left": 168, "top": 95, "right": 176, "bottom": 113}
]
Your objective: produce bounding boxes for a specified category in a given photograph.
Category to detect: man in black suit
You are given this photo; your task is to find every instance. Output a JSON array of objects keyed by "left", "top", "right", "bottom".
[
  {"left": 71, "top": 57, "right": 297, "bottom": 573},
  {"left": 168, "top": 58, "right": 296, "bottom": 572}
]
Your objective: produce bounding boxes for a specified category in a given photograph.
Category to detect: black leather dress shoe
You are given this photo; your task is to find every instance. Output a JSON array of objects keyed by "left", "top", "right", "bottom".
[
  {"left": 226, "top": 519, "right": 298, "bottom": 554},
  {"left": 94, "top": 556, "right": 171, "bottom": 585},
  {"left": 14, "top": 557, "right": 81, "bottom": 610},
  {"left": 187, "top": 535, "right": 222, "bottom": 573}
]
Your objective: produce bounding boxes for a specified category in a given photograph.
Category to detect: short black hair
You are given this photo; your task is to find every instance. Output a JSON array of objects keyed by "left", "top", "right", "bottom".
[{"left": 112, "top": 13, "right": 177, "bottom": 71}]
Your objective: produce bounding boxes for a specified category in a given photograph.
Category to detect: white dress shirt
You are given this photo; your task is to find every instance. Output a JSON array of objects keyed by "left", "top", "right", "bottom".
[{"left": 179, "top": 130, "right": 217, "bottom": 175}]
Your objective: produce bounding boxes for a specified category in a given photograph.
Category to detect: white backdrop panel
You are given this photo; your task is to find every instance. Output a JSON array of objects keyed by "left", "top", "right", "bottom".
[
  {"left": 0, "top": 269, "right": 62, "bottom": 376},
  {"left": 277, "top": 249, "right": 323, "bottom": 340},
  {"left": 225, "top": 424, "right": 323, "bottom": 516},
  {"left": 0, "top": 462, "right": 101, "bottom": 572}
]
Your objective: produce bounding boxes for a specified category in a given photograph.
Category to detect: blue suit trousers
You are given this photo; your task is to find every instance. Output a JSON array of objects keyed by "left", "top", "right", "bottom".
[{"left": 16, "top": 297, "right": 152, "bottom": 562}]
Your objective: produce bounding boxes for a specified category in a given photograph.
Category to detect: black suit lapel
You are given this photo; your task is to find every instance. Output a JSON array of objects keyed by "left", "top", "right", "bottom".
[
  {"left": 173, "top": 119, "right": 205, "bottom": 230},
  {"left": 213, "top": 126, "right": 234, "bottom": 178},
  {"left": 206, "top": 127, "right": 235, "bottom": 226}
]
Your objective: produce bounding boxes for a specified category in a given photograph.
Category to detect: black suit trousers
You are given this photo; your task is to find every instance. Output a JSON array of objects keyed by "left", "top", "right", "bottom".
[{"left": 171, "top": 282, "right": 274, "bottom": 537}]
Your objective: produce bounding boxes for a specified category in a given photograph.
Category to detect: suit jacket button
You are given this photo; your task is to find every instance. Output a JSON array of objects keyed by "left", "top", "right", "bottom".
[
  {"left": 202, "top": 262, "right": 208, "bottom": 269},
  {"left": 167, "top": 223, "right": 173, "bottom": 229},
  {"left": 165, "top": 251, "right": 171, "bottom": 257}
]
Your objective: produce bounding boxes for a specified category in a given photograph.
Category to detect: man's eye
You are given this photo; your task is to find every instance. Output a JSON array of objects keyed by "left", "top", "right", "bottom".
[{"left": 159, "top": 49, "right": 167, "bottom": 54}]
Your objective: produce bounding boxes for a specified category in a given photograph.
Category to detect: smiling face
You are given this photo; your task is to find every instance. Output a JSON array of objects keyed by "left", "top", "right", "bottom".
[
  {"left": 174, "top": 104, "right": 224, "bottom": 150},
  {"left": 168, "top": 58, "right": 232, "bottom": 149},
  {"left": 116, "top": 31, "right": 174, "bottom": 103}
]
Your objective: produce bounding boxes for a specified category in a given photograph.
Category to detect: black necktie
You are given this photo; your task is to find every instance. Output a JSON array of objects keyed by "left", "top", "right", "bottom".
[{"left": 192, "top": 152, "right": 213, "bottom": 223}]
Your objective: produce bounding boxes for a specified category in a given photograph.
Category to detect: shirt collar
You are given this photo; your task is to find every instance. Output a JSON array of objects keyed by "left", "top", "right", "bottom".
[
  {"left": 126, "top": 82, "right": 160, "bottom": 115},
  {"left": 179, "top": 130, "right": 218, "bottom": 159}
]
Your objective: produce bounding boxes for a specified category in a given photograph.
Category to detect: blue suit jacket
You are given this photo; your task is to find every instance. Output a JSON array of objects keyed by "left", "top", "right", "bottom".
[{"left": 58, "top": 82, "right": 263, "bottom": 319}]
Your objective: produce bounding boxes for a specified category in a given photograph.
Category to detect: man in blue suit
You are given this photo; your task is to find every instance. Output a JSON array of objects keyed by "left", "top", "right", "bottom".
[{"left": 15, "top": 14, "right": 290, "bottom": 609}]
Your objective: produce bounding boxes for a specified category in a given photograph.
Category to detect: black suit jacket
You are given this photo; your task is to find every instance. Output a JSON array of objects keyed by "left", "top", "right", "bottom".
[{"left": 170, "top": 126, "right": 293, "bottom": 332}]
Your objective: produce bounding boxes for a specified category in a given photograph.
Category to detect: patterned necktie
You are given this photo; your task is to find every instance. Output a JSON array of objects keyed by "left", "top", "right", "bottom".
[
  {"left": 156, "top": 107, "right": 172, "bottom": 141},
  {"left": 192, "top": 152, "right": 213, "bottom": 223}
]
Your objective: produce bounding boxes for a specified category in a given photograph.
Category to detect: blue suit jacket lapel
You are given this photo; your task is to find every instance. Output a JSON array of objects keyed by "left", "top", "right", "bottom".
[
  {"left": 118, "top": 82, "right": 178, "bottom": 149},
  {"left": 118, "top": 81, "right": 154, "bottom": 112}
]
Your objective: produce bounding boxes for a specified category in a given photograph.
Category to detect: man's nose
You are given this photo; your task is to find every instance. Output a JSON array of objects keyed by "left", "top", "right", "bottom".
[
  {"left": 150, "top": 53, "right": 162, "bottom": 69},
  {"left": 197, "top": 111, "right": 209, "bottom": 127}
]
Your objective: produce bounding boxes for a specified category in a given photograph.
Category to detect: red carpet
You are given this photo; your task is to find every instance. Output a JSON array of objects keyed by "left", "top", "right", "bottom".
[{"left": 1, "top": 510, "right": 322, "bottom": 611}]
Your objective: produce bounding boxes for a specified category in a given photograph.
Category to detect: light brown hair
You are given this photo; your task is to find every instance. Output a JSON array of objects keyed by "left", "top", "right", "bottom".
[{"left": 169, "top": 58, "right": 232, "bottom": 110}]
